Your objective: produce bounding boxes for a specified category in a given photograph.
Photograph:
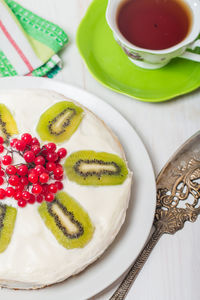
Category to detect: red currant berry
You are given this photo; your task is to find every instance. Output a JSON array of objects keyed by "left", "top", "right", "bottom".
[
  {"left": 22, "top": 191, "right": 30, "bottom": 201},
  {"left": 46, "top": 152, "right": 58, "bottom": 162},
  {"left": 54, "top": 174, "right": 63, "bottom": 180},
  {"left": 36, "top": 194, "right": 43, "bottom": 203},
  {"left": 0, "top": 176, "right": 4, "bottom": 185},
  {"left": 15, "top": 184, "right": 24, "bottom": 191},
  {"left": 10, "top": 138, "right": 18, "bottom": 148},
  {"left": 0, "top": 188, "right": 5, "bottom": 199},
  {"left": 53, "top": 167, "right": 64, "bottom": 177},
  {"left": 18, "top": 199, "right": 27, "bottom": 207},
  {"left": 40, "top": 146, "right": 48, "bottom": 156},
  {"left": 31, "top": 145, "right": 41, "bottom": 155},
  {"left": 23, "top": 151, "right": 35, "bottom": 163},
  {"left": 34, "top": 165, "right": 46, "bottom": 175},
  {"left": 45, "top": 193, "right": 54, "bottom": 202},
  {"left": 28, "top": 194, "right": 36, "bottom": 204},
  {"left": 55, "top": 181, "right": 63, "bottom": 190},
  {"left": 28, "top": 172, "right": 38, "bottom": 184},
  {"left": 20, "top": 176, "right": 29, "bottom": 186},
  {"left": 56, "top": 163, "right": 63, "bottom": 169},
  {"left": 0, "top": 169, "right": 5, "bottom": 176},
  {"left": 2, "top": 155, "right": 12, "bottom": 165},
  {"left": 32, "top": 184, "right": 42, "bottom": 194},
  {"left": 8, "top": 175, "right": 19, "bottom": 186},
  {"left": 0, "top": 144, "right": 4, "bottom": 153},
  {"left": 5, "top": 187, "right": 15, "bottom": 197},
  {"left": 39, "top": 173, "right": 49, "bottom": 184},
  {"left": 21, "top": 133, "right": 32, "bottom": 145},
  {"left": 45, "top": 143, "right": 56, "bottom": 152},
  {"left": 6, "top": 165, "right": 17, "bottom": 175},
  {"left": 34, "top": 155, "right": 45, "bottom": 166},
  {"left": 49, "top": 183, "right": 58, "bottom": 194},
  {"left": 31, "top": 137, "right": 40, "bottom": 146},
  {"left": 17, "top": 164, "right": 28, "bottom": 176},
  {"left": 14, "top": 191, "right": 22, "bottom": 200},
  {"left": 0, "top": 137, "right": 4, "bottom": 144},
  {"left": 44, "top": 168, "right": 50, "bottom": 174},
  {"left": 41, "top": 184, "right": 49, "bottom": 195},
  {"left": 55, "top": 157, "right": 61, "bottom": 163},
  {"left": 28, "top": 168, "right": 37, "bottom": 175},
  {"left": 46, "top": 162, "right": 56, "bottom": 171},
  {"left": 15, "top": 140, "right": 26, "bottom": 151},
  {"left": 57, "top": 148, "right": 67, "bottom": 159}
]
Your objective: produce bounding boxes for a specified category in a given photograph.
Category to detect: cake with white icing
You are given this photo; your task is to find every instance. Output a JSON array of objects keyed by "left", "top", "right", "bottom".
[{"left": 0, "top": 89, "right": 132, "bottom": 289}]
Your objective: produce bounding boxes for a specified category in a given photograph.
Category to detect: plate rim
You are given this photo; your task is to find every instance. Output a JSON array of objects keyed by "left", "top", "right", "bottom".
[
  {"left": 0, "top": 77, "right": 156, "bottom": 299},
  {"left": 76, "top": 0, "right": 200, "bottom": 103}
]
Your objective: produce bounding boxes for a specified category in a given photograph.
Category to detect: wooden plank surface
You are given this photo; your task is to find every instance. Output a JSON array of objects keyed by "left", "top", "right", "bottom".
[{"left": 15, "top": 1, "right": 200, "bottom": 299}]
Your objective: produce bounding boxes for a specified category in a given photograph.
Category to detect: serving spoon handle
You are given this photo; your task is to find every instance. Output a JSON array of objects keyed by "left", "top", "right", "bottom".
[
  {"left": 110, "top": 132, "right": 200, "bottom": 299},
  {"left": 109, "top": 227, "right": 163, "bottom": 300}
]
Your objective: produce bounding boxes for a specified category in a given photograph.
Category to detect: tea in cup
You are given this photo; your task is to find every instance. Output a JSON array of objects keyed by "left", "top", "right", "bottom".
[{"left": 106, "top": 0, "right": 200, "bottom": 69}]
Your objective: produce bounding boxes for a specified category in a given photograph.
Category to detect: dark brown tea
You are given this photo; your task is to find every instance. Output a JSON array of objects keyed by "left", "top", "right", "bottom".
[{"left": 117, "top": 0, "right": 192, "bottom": 50}]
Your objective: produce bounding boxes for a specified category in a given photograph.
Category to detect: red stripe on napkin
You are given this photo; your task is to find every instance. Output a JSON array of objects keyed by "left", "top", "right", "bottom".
[{"left": 0, "top": 20, "right": 34, "bottom": 72}]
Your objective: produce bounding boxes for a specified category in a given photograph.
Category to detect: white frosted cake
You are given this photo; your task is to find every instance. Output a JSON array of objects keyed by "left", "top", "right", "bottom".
[{"left": 0, "top": 89, "right": 132, "bottom": 289}]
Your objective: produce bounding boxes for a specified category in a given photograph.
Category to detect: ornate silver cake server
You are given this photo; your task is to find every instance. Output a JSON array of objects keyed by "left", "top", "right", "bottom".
[{"left": 110, "top": 131, "right": 200, "bottom": 300}]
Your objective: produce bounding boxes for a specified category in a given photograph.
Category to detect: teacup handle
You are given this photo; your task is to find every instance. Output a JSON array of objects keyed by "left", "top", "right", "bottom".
[{"left": 180, "top": 39, "right": 200, "bottom": 62}]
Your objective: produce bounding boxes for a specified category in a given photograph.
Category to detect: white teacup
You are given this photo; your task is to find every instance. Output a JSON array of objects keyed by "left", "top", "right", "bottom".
[{"left": 106, "top": 0, "right": 200, "bottom": 69}]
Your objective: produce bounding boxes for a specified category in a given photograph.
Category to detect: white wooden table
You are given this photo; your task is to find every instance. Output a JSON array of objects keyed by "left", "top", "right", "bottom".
[{"left": 16, "top": 1, "right": 200, "bottom": 299}]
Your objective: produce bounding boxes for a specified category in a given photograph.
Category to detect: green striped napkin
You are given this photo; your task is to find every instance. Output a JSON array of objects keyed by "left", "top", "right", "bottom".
[{"left": 0, "top": 0, "right": 68, "bottom": 78}]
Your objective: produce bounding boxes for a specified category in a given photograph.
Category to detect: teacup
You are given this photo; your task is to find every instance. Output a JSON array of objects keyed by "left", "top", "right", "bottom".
[{"left": 106, "top": 0, "right": 200, "bottom": 69}]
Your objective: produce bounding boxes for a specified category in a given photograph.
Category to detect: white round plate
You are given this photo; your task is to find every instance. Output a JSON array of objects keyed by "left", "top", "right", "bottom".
[{"left": 0, "top": 77, "right": 156, "bottom": 300}]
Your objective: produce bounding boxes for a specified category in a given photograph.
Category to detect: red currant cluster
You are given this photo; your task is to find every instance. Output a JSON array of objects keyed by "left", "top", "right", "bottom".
[{"left": 0, "top": 133, "right": 67, "bottom": 207}]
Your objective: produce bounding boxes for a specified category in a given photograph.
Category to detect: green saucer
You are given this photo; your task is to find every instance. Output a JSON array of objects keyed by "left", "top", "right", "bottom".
[{"left": 76, "top": 0, "right": 200, "bottom": 102}]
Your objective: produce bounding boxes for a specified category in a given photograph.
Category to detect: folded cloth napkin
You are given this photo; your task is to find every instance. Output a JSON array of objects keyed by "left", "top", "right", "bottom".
[{"left": 0, "top": 0, "right": 68, "bottom": 78}]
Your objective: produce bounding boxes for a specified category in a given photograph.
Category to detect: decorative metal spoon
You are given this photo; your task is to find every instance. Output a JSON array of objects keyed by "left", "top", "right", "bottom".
[{"left": 110, "top": 131, "right": 200, "bottom": 300}]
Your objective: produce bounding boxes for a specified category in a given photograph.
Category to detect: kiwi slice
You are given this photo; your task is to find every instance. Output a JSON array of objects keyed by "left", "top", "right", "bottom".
[
  {"left": 0, "top": 204, "right": 17, "bottom": 253},
  {"left": 0, "top": 104, "right": 18, "bottom": 144},
  {"left": 64, "top": 150, "right": 128, "bottom": 185},
  {"left": 38, "top": 191, "right": 94, "bottom": 249},
  {"left": 36, "top": 101, "right": 84, "bottom": 143}
]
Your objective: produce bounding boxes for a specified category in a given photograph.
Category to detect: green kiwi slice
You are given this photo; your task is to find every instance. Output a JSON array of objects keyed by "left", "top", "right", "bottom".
[
  {"left": 0, "top": 204, "right": 17, "bottom": 253},
  {"left": 64, "top": 150, "right": 128, "bottom": 185},
  {"left": 36, "top": 101, "right": 84, "bottom": 143},
  {"left": 38, "top": 191, "right": 94, "bottom": 249},
  {"left": 0, "top": 104, "right": 18, "bottom": 144}
]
